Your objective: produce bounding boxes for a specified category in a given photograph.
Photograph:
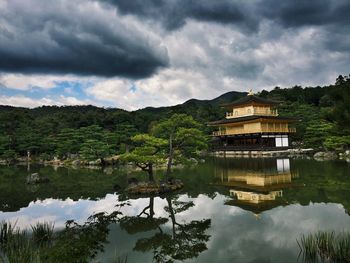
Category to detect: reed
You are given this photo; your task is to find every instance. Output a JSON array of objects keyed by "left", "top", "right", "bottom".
[
  {"left": 0, "top": 221, "right": 40, "bottom": 263},
  {"left": 31, "top": 222, "right": 54, "bottom": 247},
  {"left": 298, "top": 231, "right": 350, "bottom": 263}
]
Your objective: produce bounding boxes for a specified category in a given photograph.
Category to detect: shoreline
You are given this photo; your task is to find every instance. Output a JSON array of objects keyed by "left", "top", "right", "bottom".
[{"left": 1, "top": 148, "right": 350, "bottom": 167}]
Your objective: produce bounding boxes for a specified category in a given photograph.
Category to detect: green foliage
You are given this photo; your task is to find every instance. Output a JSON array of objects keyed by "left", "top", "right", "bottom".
[
  {"left": 79, "top": 139, "right": 111, "bottom": 162},
  {"left": 304, "top": 121, "right": 334, "bottom": 149},
  {"left": 0, "top": 211, "right": 123, "bottom": 263},
  {"left": 174, "top": 127, "right": 208, "bottom": 158},
  {"left": 55, "top": 128, "right": 82, "bottom": 158},
  {"left": 152, "top": 114, "right": 208, "bottom": 176},
  {"left": 0, "top": 135, "right": 10, "bottom": 155},
  {"left": 120, "top": 134, "right": 167, "bottom": 180},
  {"left": 0, "top": 74, "right": 349, "bottom": 158},
  {"left": 121, "top": 134, "right": 167, "bottom": 164},
  {"left": 0, "top": 221, "right": 40, "bottom": 263},
  {"left": 113, "top": 124, "right": 138, "bottom": 153},
  {"left": 324, "top": 136, "right": 350, "bottom": 150},
  {"left": 1, "top": 149, "right": 17, "bottom": 163},
  {"left": 47, "top": 211, "right": 121, "bottom": 262}
]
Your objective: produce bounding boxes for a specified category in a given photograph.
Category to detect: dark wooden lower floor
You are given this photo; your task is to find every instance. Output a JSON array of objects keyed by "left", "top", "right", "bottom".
[{"left": 210, "top": 133, "right": 291, "bottom": 151}]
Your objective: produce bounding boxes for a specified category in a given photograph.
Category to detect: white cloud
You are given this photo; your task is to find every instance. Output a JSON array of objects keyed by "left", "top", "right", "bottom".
[
  {"left": 0, "top": 73, "right": 93, "bottom": 90},
  {"left": 0, "top": 74, "right": 59, "bottom": 90},
  {"left": 0, "top": 94, "right": 95, "bottom": 108},
  {"left": 0, "top": 9, "right": 349, "bottom": 110},
  {"left": 86, "top": 77, "right": 174, "bottom": 110}
]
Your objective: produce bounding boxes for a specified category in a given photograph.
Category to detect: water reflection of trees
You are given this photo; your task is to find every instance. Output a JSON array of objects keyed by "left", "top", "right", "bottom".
[{"left": 120, "top": 196, "right": 211, "bottom": 263}]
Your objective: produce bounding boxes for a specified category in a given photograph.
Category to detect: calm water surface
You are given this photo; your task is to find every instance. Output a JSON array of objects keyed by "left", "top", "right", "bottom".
[{"left": 0, "top": 158, "right": 350, "bottom": 262}]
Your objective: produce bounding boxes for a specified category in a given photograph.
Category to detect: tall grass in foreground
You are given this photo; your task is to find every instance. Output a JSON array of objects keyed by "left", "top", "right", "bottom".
[
  {"left": 297, "top": 231, "right": 350, "bottom": 263},
  {"left": 31, "top": 222, "right": 54, "bottom": 248},
  {"left": 0, "top": 221, "right": 41, "bottom": 263},
  {"left": 0, "top": 210, "right": 125, "bottom": 263}
]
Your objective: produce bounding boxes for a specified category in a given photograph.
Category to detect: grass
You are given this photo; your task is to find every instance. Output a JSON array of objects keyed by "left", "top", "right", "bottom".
[
  {"left": 31, "top": 222, "right": 54, "bottom": 248},
  {"left": 297, "top": 231, "right": 350, "bottom": 263},
  {"left": 0, "top": 210, "right": 124, "bottom": 263},
  {"left": 0, "top": 221, "right": 40, "bottom": 263}
]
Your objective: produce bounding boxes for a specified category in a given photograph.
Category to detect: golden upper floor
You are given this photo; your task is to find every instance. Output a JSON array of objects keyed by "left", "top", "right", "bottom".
[
  {"left": 226, "top": 105, "right": 278, "bottom": 119},
  {"left": 209, "top": 92, "right": 297, "bottom": 135},
  {"left": 222, "top": 93, "right": 280, "bottom": 119}
]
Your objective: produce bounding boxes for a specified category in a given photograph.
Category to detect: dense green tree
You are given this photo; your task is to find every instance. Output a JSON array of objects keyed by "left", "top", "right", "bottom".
[
  {"left": 0, "top": 135, "right": 10, "bottom": 156},
  {"left": 1, "top": 74, "right": 350, "bottom": 159},
  {"left": 120, "top": 134, "right": 167, "bottom": 181},
  {"left": 79, "top": 139, "right": 111, "bottom": 164},
  {"left": 112, "top": 124, "right": 138, "bottom": 153},
  {"left": 55, "top": 128, "right": 82, "bottom": 158},
  {"left": 304, "top": 120, "right": 334, "bottom": 149},
  {"left": 152, "top": 114, "right": 208, "bottom": 179},
  {"left": 1, "top": 149, "right": 17, "bottom": 163},
  {"left": 328, "top": 80, "right": 350, "bottom": 131},
  {"left": 324, "top": 135, "right": 350, "bottom": 150}
]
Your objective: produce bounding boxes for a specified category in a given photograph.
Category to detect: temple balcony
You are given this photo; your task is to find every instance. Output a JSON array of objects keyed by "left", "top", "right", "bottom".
[
  {"left": 212, "top": 126, "right": 296, "bottom": 136},
  {"left": 226, "top": 108, "right": 278, "bottom": 119}
]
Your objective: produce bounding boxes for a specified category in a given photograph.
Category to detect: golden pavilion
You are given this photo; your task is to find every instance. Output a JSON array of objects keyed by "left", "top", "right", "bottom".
[{"left": 209, "top": 91, "right": 296, "bottom": 151}]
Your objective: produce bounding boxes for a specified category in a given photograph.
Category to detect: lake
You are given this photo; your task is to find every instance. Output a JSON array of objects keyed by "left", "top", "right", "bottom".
[{"left": 0, "top": 157, "right": 350, "bottom": 262}]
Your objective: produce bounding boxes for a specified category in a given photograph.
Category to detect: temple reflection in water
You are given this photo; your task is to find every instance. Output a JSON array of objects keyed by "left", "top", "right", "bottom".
[{"left": 214, "top": 158, "right": 299, "bottom": 214}]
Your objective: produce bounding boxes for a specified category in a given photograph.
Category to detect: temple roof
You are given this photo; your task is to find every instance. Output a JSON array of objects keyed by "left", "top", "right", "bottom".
[
  {"left": 221, "top": 94, "right": 279, "bottom": 108},
  {"left": 208, "top": 115, "right": 297, "bottom": 126},
  {"left": 224, "top": 199, "right": 286, "bottom": 214}
]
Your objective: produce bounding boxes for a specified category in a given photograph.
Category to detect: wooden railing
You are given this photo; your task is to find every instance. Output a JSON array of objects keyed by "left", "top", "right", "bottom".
[
  {"left": 213, "top": 130, "right": 226, "bottom": 136},
  {"left": 226, "top": 109, "right": 278, "bottom": 119},
  {"left": 212, "top": 126, "right": 296, "bottom": 136}
]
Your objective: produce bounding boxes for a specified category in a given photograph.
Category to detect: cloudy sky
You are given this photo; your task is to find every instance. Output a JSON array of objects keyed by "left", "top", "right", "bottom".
[{"left": 0, "top": 0, "right": 349, "bottom": 110}]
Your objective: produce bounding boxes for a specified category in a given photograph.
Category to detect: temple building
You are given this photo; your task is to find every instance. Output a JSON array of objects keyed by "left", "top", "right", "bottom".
[{"left": 209, "top": 91, "right": 297, "bottom": 151}]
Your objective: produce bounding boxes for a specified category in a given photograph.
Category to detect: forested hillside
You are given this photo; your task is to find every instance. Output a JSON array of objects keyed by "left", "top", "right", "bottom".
[{"left": 0, "top": 75, "right": 349, "bottom": 161}]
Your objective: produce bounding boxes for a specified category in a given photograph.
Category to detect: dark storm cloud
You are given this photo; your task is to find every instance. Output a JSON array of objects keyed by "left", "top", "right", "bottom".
[
  {"left": 0, "top": 0, "right": 349, "bottom": 80},
  {"left": 260, "top": 0, "right": 350, "bottom": 28},
  {"left": 0, "top": 0, "right": 169, "bottom": 78},
  {"left": 106, "top": 0, "right": 350, "bottom": 34},
  {"left": 105, "top": 0, "right": 257, "bottom": 31}
]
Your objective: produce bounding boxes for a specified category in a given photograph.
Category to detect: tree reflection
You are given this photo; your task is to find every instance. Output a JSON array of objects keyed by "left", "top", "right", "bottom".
[
  {"left": 120, "top": 196, "right": 211, "bottom": 263},
  {"left": 119, "top": 197, "right": 168, "bottom": 234}
]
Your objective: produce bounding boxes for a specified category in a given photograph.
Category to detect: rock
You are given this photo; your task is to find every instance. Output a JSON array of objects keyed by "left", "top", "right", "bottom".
[
  {"left": 346, "top": 150, "right": 350, "bottom": 155},
  {"left": 103, "top": 166, "right": 113, "bottom": 175},
  {"left": 88, "top": 159, "right": 102, "bottom": 166},
  {"left": 26, "top": 173, "right": 49, "bottom": 184},
  {"left": 314, "top": 151, "right": 338, "bottom": 161},
  {"left": 189, "top": 158, "right": 198, "bottom": 164},
  {"left": 72, "top": 159, "right": 81, "bottom": 166}
]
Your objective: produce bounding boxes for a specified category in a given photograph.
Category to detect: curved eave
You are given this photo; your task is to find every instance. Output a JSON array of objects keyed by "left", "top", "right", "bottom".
[
  {"left": 207, "top": 116, "right": 299, "bottom": 126},
  {"left": 220, "top": 95, "right": 281, "bottom": 108}
]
